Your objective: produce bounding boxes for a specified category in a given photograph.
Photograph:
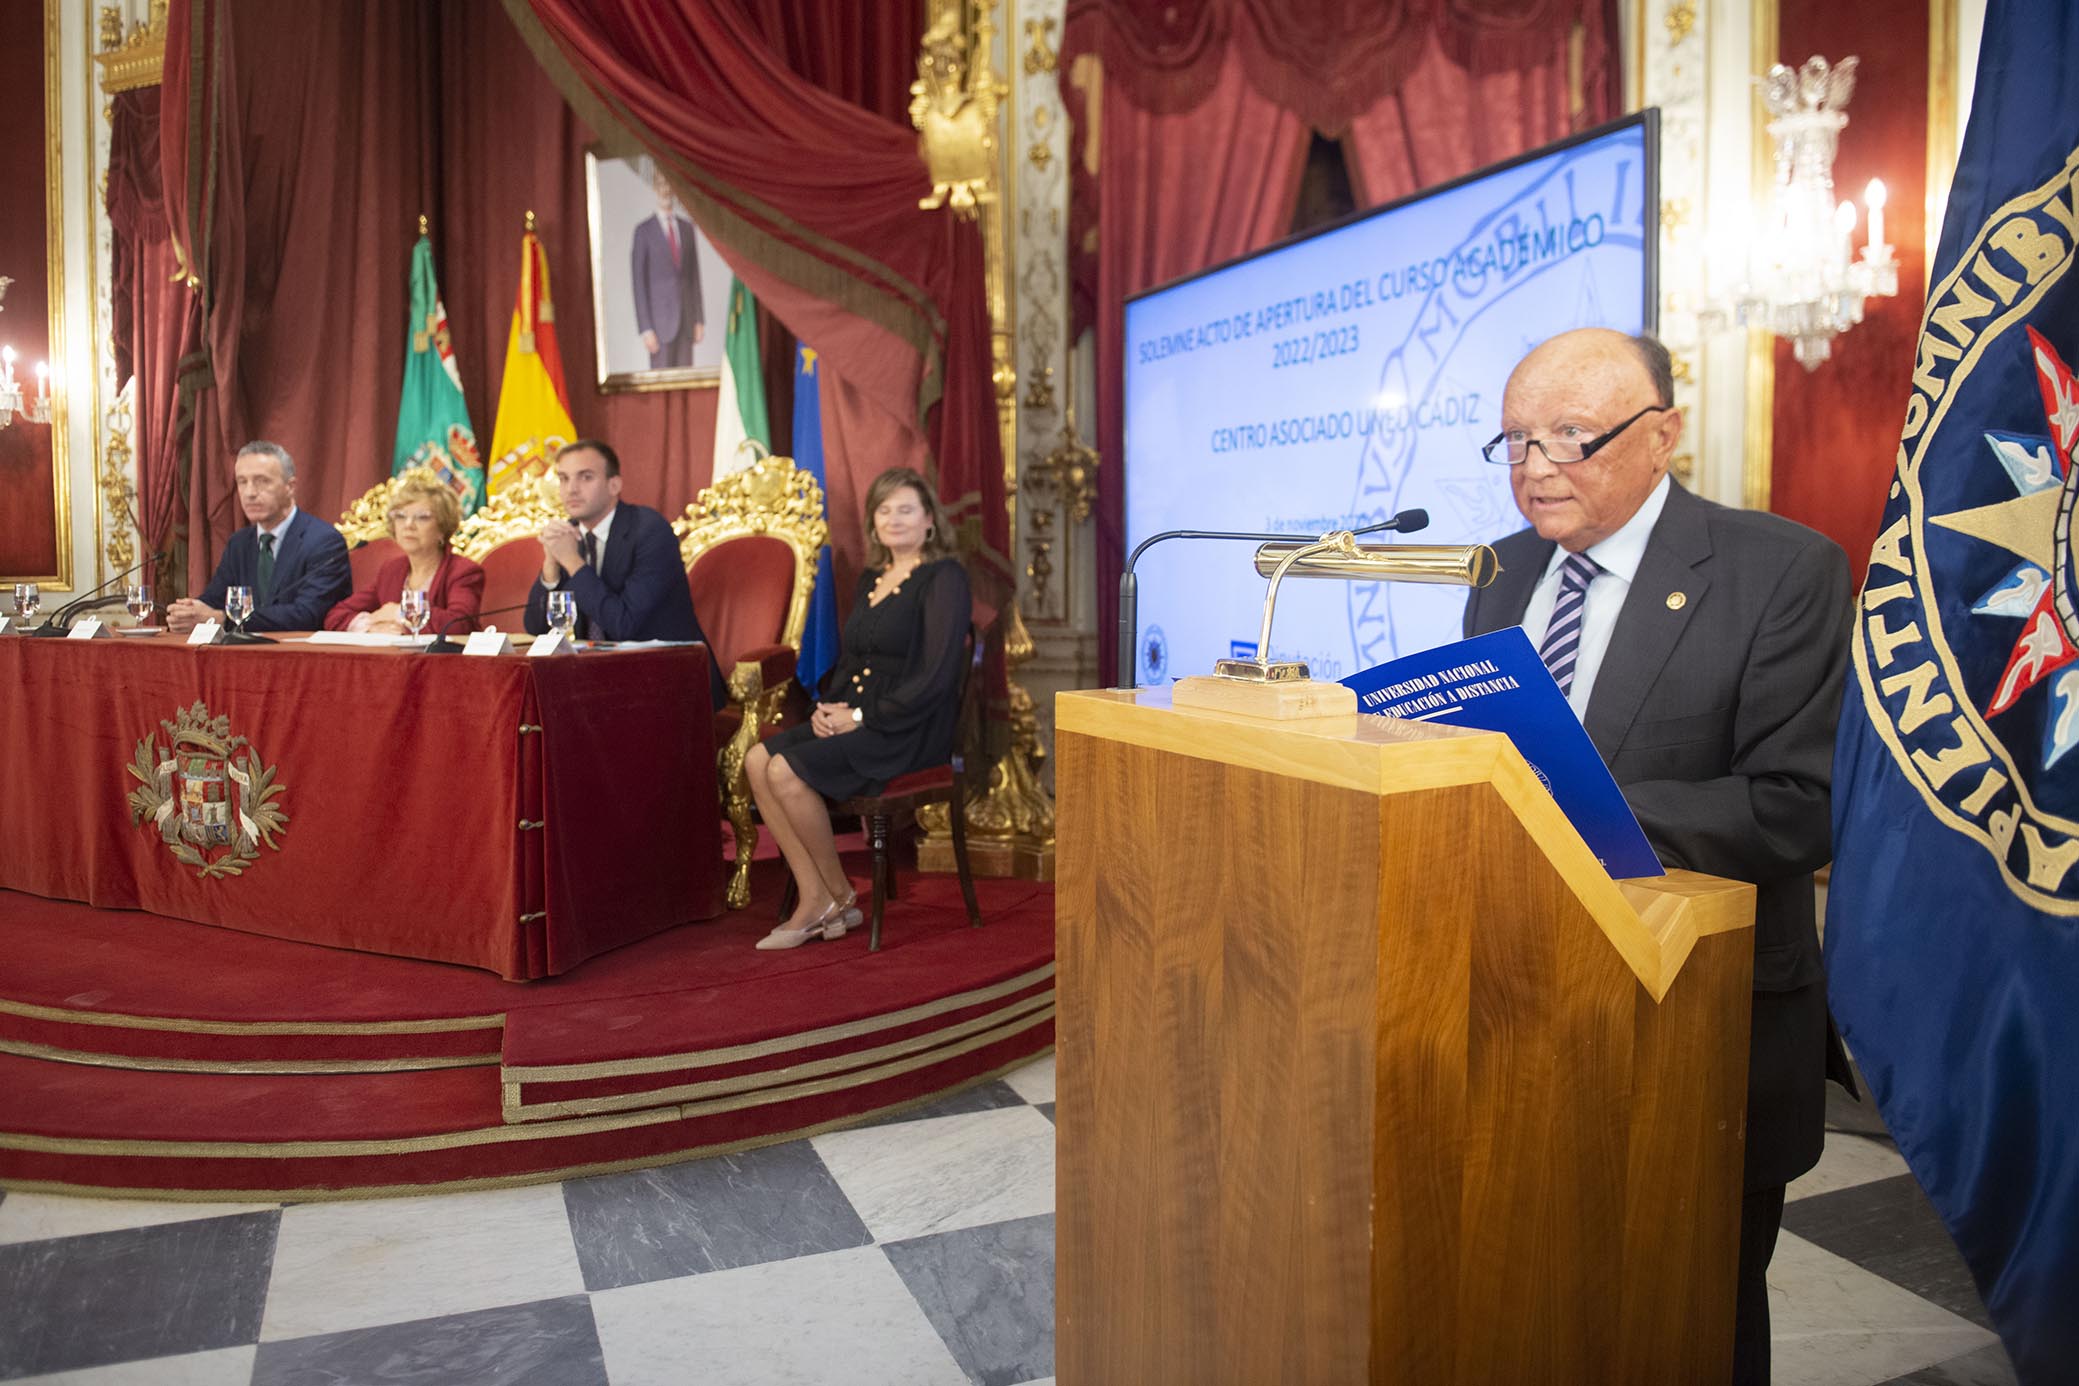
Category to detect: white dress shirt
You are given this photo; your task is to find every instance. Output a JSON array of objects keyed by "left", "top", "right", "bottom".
[
  {"left": 579, "top": 505, "right": 617, "bottom": 571},
  {"left": 257, "top": 505, "right": 298, "bottom": 549},
  {"left": 1518, "top": 473, "right": 1673, "bottom": 718}
]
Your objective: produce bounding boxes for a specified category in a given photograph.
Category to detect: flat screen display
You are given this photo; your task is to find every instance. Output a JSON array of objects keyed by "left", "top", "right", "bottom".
[{"left": 1123, "top": 111, "right": 1659, "bottom": 684}]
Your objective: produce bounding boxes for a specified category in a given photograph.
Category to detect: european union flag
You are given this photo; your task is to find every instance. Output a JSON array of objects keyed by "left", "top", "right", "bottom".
[
  {"left": 792, "top": 343, "right": 841, "bottom": 694},
  {"left": 1826, "top": 3, "right": 2079, "bottom": 1379}
]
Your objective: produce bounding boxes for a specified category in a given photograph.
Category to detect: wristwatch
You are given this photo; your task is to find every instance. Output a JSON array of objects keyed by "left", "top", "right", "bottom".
[{"left": 851, "top": 708, "right": 864, "bottom": 725}]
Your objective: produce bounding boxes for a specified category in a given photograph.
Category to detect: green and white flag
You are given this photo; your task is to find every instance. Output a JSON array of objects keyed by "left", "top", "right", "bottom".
[
  {"left": 392, "top": 232, "right": 484, "bottom": 514},
  {"left": 709, "top": 277, "right": 770, "bottom": 484}
]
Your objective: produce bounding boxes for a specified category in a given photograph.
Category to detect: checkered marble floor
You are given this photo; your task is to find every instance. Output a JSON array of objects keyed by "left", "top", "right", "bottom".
[{"left": 0, "top": 1057, "right": 2018, "bottom": 1385}]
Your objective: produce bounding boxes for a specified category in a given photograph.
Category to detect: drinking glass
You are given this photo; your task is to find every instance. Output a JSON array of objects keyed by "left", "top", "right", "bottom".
[
  {"left": 11, "top": 583, "right": 39, "bottom": 621},
  {"left": 225, "top": 585, "right": 253, "bottom": 635},
  {"left": 399, "top": 588, "right": 430, "bottom": 638},
  {"left": 125, "top": 584, "right": 154, "bottom": 628},
  {"left": 546, "top": 590, "right": 577, "bottom": 639}
]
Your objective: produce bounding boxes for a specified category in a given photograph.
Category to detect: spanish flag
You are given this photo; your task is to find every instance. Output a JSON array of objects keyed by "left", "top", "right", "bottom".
[{"left": 487, "top": 217, "right": 576, "bottom": 496}]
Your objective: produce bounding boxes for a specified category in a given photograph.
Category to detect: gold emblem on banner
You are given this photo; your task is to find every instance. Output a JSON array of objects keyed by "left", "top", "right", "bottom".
[{"left": 125, "top": 701, "right": 289, "bottom": 879}]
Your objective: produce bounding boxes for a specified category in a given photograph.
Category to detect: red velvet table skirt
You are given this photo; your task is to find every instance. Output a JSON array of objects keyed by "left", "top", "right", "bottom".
[{"left": 0, "top": 635, "right": 723, "bottom": 979}]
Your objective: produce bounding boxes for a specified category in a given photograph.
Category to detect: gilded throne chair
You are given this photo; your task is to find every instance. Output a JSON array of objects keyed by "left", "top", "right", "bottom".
[
  {"left": 451, "top": 470, "right": 565, "bottom": 617},
  {"left": 336, "top": 476, "right": 408, "bottom": 591},
  {"left": 674, "top": 457, "right": 830, "bottom": 911}
]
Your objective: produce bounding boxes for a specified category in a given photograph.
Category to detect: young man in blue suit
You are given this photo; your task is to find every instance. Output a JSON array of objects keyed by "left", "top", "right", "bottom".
[
  {"left": 524, "top": 439, "right": 726, "bottom": 706},
  {"left": 166, "top": 440, "right": 351, "bottom": 633}
]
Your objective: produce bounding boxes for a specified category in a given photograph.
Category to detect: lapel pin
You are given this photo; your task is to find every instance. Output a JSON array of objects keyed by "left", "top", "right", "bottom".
[{"left": 1666, "top": 591, "right": 1687, "bottom": 611}]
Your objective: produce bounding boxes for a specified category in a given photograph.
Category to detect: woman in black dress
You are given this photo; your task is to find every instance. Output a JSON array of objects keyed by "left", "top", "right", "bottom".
[{"left": 746, "top": 466, "right": 972, "bottom": 949}]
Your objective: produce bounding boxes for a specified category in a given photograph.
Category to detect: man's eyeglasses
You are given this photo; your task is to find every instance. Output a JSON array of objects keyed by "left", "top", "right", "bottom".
[{"left": 1481, "top": 405, "right": 1673, "bottom": 466}]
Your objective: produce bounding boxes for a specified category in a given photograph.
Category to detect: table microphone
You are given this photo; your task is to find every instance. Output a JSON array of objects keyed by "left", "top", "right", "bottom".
[
  {"left": 1116, "top": 509, "right": 1428, "bottom": 689},
  {"left": 422, "top": 602, "right": 534, "bottom": 654},
  {"left": 25, "top": 556, "right": 156, "bottom": 637}
]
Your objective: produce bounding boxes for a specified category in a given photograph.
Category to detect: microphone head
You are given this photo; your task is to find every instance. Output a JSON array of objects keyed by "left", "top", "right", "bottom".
[{"left": 1396, "top": 508, "right": 1429, "bottom": 534}]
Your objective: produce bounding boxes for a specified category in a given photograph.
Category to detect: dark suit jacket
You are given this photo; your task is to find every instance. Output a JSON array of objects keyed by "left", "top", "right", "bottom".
[
  {"left": 1463, "top": 479, "right": 1851, "bottom": 1190},
  {"left": 199, "top": 509, "right": 352, "bottom": 632},
  {"left": 323, "top": 550, "right": 485, "bottom": 634},
  {"left": 524, "top": 502, "right": 723, "bottom": 705},
  {"left": 630, "top": 214, "right": 702, "bottom": 346}
]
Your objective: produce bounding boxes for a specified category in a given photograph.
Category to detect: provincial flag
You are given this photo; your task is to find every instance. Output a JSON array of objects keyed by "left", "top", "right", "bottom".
[
  {"left": 1825, "top": 1, "right": 2079, "bottom": 1379},
  {"left": 792, "top": 343, "right": 840, "bottom": 693},
  {"left": 487, "top": 223, "right": 576, "bottom": 497},
  {"left": 391, "top": 230, "right": 483, "bottom": 515},
  {"left": 710, "top": 277, "right": 770, "bottom": 484}
]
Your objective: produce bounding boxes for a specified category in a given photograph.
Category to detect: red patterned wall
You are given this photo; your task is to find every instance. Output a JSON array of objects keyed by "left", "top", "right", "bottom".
[
  {"left": 1768, "top": 0, "right": 1933, "bottom": 584},
  {"left": 0, "top": 0, "right": 60, "bottom": 581}
]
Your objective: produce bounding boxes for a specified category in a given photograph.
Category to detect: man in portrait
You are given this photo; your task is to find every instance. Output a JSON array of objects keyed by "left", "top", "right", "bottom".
[{"left": 629, "top": 163, "right": 704, "bottom": 371}]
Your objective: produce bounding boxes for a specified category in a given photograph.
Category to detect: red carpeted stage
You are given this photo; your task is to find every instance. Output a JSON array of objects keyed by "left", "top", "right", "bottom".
[{"left": 0, "top": 854, "right": 1053, "bottom": 1201}]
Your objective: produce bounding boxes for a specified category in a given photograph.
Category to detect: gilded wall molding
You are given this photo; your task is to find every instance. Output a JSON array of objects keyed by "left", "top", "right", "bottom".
[{"left": 92, "top": 0, "right": 166, "bottom": 94}]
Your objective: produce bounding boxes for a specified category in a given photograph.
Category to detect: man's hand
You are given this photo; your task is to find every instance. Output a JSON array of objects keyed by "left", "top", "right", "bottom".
[
  {"left": 641, "top": 330, "right": 660, "bottom": 356},
  {"left": 165, "top": 598, "right": 222, "bottom": 634},
  {"left": 539, "top": 520, "right": 581, "bottom": 582},
  {"left": 693, "top": 323, "right": 705, "bottom": 344}
]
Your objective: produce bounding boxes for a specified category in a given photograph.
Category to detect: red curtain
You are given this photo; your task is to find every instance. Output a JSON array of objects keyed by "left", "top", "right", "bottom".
[
  {"left": 507, "top": 0, "right": 1013, "bottom": 615},
  {"left": 1344, "top": 26, "right": 1616, "bottom": 207},
  {"left": 107, "top": 88, "right": 190, "bottom": 599}
]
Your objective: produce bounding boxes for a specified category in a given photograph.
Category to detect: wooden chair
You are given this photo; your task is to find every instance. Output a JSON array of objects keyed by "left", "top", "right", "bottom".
[
  {"left": 675, "top": 457, "right": 830, "bottom": 910},
  {"left": 811, "top": 624, "right": 986, "bottom": 951},
  {"left": 452, "top": 470, "right": 562, "bottom": 616}
]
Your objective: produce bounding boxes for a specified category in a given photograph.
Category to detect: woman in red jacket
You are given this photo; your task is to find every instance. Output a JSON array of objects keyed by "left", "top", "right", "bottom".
[{"left": 324, "top": 469, "right": 485, "bottom": 635}]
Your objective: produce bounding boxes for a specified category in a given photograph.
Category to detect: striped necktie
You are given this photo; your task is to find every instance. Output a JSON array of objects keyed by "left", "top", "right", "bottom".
[{"left": 1538, "top": 552, "right": 1603, "bottom": 697}]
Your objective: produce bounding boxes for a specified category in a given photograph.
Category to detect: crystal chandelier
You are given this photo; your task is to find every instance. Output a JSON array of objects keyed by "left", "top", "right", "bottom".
[
  {"left": 1705, "top": 56, "right": 1899, "bottom": 370},
  {"left": 0, "top": 278, "right": 54, "bottom": 430}
]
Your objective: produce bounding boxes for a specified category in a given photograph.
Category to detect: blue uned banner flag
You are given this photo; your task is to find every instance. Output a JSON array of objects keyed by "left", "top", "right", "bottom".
[
  {"left": 792, "top": 344, "right": 841, "bottom": 694},
  {"left": 1826, "top": 3, "right": 2079, "bottom": 1379}
]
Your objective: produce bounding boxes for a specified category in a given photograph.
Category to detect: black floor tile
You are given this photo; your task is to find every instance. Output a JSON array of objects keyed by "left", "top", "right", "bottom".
[
  {"left": 0, "top": 1210, "right": 279, "bottom": 1380},
  {"left": 561, "top": 1139, "right": 871, "bottom": 1291},
  {"left": 1877, "top": 1338, "right": 2021, "bottom": 1385},
  {"left": 1781, "top": 1173, "right": 1994, "bottom": 1328},
  {"left": 1036, "top": 1102, "right": 1055, "bottom": 1124},
  {"left": 884, "top": 1213, "right": 1055, "bottom": 1386},
  {"left": 251, "top": 1295, "right": 608, "bottom": 1386}
]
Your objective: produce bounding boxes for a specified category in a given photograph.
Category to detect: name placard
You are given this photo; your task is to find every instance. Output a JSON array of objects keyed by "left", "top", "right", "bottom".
[
  {"left": 1341, "top": 627, "right": 1662, "bottom": 879},
  {"left": 0, "top": 616, "right": 13, "bottom": 635},
  {"left": 187, "top": 620, "right": 221, "bottom": 646},
  {"left": 526, "top": 630, "right": 573, "bottom": 658},
  {"left": 66, "top": 618, "right": 113, "bottom": 640},
  {"left": 463, "top": 628, "right": 514, "bottom": 657}
]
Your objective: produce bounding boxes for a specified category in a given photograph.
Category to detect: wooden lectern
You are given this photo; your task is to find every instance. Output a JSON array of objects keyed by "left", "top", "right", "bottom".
[{"left": 1054, "top": 687, "right": 1757, "bottom": 1386}]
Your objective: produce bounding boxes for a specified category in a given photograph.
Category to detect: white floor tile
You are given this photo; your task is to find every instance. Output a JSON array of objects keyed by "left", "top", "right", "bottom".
[
  {"left": 257, "top": 1182, "right": 586, "bottom": 1342},
  {"left": 1788, "top": 1134, "right": 1913, "bottom": 1201},
  {"left": 0, "top": 1192, "right": 277, "bottom": 1246},
  {"left": 1767, "top": 1232, "right": 1998, "bottom": 1386},
  {"left": 589, "top": 1244, "right": 968, "bottom": 1386},
  {"left": 1002, "top": 1053, "right": 1055, "bottom": 1105},
  {"left": 811, "top": 1106, "right": 1055, "bottom": 1243},
  {"left": 15, "top": 1345, "right": 257, "bottom": 1385}
]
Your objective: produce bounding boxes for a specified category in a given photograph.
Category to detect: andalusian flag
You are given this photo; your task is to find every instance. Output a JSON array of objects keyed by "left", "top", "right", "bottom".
[
  {"left": 709, "top": 277, "right": 770, "bottom": 483},
  {"left": 391, "top": 230, "right": 483, "bottom": 514},
  {"left": 487, "top": 220, "right": 576, "bottom": 496}
]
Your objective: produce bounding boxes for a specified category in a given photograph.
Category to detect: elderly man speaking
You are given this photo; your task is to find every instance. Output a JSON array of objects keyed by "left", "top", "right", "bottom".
[{"left": 1463, "top": 328, "right": 1852, "bottom": 1386}]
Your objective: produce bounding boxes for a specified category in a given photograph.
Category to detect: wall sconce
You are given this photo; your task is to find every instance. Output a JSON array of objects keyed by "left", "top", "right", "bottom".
[
  {"left": 1704, "top": 55, "right": 1900, "bottom": 370},
  {"left": 0, "top": 345, "right": 53, "bottom": 430}
]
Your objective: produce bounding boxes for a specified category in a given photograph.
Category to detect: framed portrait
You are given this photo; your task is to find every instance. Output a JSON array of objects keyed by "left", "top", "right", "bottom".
[{"left": 584, "top": 149, "right": 730, "bottom": 393}]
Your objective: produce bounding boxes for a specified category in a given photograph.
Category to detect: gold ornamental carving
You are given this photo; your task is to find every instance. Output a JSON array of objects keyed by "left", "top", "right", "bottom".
[
  {"left": 910, "top": 11, "right": 1006, "bottom": 219},
  {"left": 337, "top": 476, "right": 409, "bottom": 548},
  {"left": 127, "top": 701, "right": 289, "bottom": 880},
  {"left": 100, "top": 390, "right": 139, "bottom": 574},
  {"left": 452, "top": 470, "right": 563, "bottom": 560},
  {"left": 95, "top": 1, "right": 168, "bottom": 94}
]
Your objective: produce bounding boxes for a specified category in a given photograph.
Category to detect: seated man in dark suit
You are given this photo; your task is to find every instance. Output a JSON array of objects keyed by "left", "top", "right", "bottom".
[
  {"left": 1461, "top": 329, "right": 1851, "bottom": 1386},
  {"left": 524, "top": 439, "right": 725, "bottom": 705},
  {"left": 166, "top": 440, "right": 351, "bottom": 633}
]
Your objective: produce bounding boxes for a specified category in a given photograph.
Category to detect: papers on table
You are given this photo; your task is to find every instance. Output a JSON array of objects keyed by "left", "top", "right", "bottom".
[{"left": 301, "top": 631, "right": 435, "bottom": 648}]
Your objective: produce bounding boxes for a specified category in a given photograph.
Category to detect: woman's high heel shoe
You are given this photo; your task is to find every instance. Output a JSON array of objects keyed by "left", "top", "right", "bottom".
[{"left": 755, "top": 893, "right": 863, "bottom": 950}]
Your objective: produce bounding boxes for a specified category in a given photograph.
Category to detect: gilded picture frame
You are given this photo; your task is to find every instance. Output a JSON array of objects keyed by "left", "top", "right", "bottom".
[{"left": 584, "top": 147, "right": 725, "bottom": 395}]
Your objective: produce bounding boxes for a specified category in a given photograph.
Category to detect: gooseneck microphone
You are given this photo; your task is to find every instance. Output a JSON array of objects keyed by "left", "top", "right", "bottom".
[
  {"left": 422, "top": 602, "right": 534, "bottom": 654},
  {"left": 25, "top": 556, "right": 157, "bottom": 637},
  {"left": 1116, "top": 509, "right": 1428, "bottom": 690}
]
